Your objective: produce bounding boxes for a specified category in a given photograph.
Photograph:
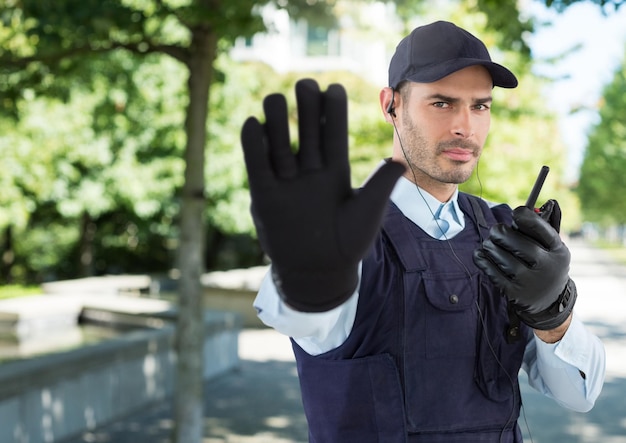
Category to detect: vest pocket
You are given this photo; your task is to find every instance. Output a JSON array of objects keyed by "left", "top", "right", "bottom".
[
  {"left": 294, "top": 351, "right": 407, "bottom": 442},
  {"left": 420, "top": 272, "right": 479, "bottom": 359}
]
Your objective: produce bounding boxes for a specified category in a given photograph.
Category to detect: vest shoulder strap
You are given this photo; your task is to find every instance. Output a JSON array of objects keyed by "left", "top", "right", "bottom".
[{"left": 381, "top": 203, "right": 426, "bottom": 272}]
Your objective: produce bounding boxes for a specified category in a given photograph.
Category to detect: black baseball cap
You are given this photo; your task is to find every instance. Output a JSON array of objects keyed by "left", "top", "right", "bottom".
[{"left": 388, "top": 21, "right": 518, "bottom": 89}]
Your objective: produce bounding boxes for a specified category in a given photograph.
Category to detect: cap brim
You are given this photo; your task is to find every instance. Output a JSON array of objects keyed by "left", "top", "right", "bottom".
[{"left": 403, "top": 58, "right": 518, "bottom": 88}]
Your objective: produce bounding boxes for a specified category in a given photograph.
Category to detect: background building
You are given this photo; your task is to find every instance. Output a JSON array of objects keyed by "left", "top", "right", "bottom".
[{"left": 230, "top": 2, "right": 401, "bottom": 86}]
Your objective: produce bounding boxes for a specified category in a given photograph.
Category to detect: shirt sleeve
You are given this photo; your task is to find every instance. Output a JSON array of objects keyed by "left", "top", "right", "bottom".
[
  {"left": 253, "top": 264, "right": 360, "bottom": 355},
  {"left": 522, "top": 313, "right": 606, "bottom": 412}
]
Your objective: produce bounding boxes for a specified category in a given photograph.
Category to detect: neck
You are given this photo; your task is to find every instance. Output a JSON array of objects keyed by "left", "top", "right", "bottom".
[{"left": 403, "top": 171, "right": 458, "bottom": 203}]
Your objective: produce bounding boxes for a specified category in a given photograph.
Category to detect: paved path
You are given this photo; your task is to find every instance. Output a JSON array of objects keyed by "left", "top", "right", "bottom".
[{"left": 64, "top": 239, "right": 626, "bottom": 443}]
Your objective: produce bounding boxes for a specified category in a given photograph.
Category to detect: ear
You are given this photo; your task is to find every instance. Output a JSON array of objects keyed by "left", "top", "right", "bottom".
[{"left": 380, "top": 87, "right": 396, "bottom": 123}]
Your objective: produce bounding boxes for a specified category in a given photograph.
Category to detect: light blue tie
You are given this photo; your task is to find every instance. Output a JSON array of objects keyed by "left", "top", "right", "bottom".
[{"left": 426, "top": 204, "right": 450, "bottom": 239}]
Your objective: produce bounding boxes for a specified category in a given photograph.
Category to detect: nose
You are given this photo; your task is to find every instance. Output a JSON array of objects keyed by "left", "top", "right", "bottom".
[{"left": 451, "top": 108, "right": 473, "bottom": 138}]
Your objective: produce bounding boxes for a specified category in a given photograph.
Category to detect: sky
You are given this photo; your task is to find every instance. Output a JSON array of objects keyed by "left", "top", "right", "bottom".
[{"left": 523, "top": 0, "right": 626, "bottom": 181}]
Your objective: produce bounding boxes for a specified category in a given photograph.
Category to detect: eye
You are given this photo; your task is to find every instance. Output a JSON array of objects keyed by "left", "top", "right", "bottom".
[
  {"left": 433, "top": 102, "right": 449, "bottom": 108},
  {"left": 474, "top": 103, "right": 490, "bottom": 111}
]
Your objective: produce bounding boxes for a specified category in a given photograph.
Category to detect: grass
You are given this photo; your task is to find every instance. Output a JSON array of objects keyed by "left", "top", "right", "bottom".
[{"left": 0, "top": 285, "right": 41, "bottom": 300}]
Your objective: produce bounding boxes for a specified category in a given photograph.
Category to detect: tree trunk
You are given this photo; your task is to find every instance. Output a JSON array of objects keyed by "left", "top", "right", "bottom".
[
  {"left": 79, "top": 211, "right": 96, "bottom": 277},
  {"left": 174, "top": 25, "right": 217, "bottom": 443},
  {"left": 1, "top": 226, "right": 14, "bottom": 283}
]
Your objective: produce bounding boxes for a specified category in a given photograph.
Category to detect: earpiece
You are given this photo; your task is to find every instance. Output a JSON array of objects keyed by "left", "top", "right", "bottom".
[{"left": 386, "top": 88, "right": 396, "bottom": 117}]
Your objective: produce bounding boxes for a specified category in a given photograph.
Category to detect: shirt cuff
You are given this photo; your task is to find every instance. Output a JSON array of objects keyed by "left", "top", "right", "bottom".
[
  {"left": 533, "top": 312, "right": 606, "bottom": 411},
  {"left": 536, "top": 313, "right": 589, "bottom": 370},
  {"left": 253, "top": 265, "right": 359, "bottom": 355}
]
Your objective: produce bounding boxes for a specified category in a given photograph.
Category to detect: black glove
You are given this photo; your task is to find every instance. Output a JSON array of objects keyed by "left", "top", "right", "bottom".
[
  {"left": 241, "top": 79, "right": 404, "bottom": 312},
  {"left": 473, "top": 200, "right": 576, "bottom": 330}
]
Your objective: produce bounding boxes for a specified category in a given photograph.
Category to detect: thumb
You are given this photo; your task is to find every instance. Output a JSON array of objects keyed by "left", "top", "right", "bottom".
[
  {"left": 358, "top": 161, "right": 405, "bottom": 210},
  {"left": 338, "top": 161, "right": 404, "bottom": 255}
]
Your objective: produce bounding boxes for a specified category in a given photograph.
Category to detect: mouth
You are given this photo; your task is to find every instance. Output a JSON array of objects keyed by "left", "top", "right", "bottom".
[{"left": 442, "top": 148, "right": 474, "bottom": 162}]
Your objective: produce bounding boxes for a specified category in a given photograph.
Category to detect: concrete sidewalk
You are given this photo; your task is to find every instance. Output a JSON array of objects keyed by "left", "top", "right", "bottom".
[
  {"left": 63, "top": 239, "right": 626, "bottom": 443},
  {"left": 63, "top": 329, "right": 307, "bottom": 443}
]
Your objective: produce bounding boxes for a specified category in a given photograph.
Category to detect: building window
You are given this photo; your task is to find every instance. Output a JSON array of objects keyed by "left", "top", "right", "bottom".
[{"left": 307, "top": 25, "right": 329, "bottom": 56}]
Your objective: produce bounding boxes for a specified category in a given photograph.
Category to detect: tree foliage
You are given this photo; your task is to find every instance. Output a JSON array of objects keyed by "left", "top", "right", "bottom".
[
  {"left": 577, "top": 49, "right": 626, "bottom": 224},
  {"left": 0, "top": 0, "right": 616, "bottom": 277},
  {"left": 543, "top": 0, "right": 624, "bottom": 12},
  {"left": 0, "top": 50, "right": 188, "bottom": 280}
]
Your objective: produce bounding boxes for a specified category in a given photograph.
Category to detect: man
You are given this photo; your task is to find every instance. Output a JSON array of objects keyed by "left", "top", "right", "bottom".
[{"left": 240, "top": 21, "right": 605, "bottom": 442}]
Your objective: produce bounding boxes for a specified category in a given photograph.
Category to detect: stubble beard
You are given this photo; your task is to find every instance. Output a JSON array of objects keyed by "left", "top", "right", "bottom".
[{"left": 401, "top": 116, "right": 480, "bottom": 185}]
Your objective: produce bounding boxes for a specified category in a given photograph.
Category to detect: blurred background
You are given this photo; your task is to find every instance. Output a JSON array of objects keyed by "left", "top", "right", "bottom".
[
  {"left": 1, "top": 0, "right": 626, "bottom": 442},
  {"left": 1, "top": 0, "right": 625, "bottom": 286}
]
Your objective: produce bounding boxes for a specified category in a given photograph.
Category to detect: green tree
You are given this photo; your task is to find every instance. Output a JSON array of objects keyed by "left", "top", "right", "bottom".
[
  {"left": 0, "top": 2, "right": 249, "bottom": 441},
  {"left": 577, "top": 49, "right": 626, "bottom": 225},
  {"left": 0, "top": 2, "right": 334, "bottom": 441},
  {"left": 0, "top": 51, "right": 186, "bottom": 281}
]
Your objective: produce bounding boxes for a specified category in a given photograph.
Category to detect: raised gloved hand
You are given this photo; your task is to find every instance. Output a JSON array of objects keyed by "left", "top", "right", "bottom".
[
  {"left": 241, "top": 79, "right": 404, "bottom": 312},
  {"left": 473, "top": 200, "right": 576, "bottom": 330}
]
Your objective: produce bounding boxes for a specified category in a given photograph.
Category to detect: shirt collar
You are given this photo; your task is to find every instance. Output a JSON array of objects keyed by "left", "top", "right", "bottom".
[
  {"left": 389, "top": 174, "right": 465, "bottom": 237},
  {"left": 366, "top": 160, "right": 466, "bottom": 237}
]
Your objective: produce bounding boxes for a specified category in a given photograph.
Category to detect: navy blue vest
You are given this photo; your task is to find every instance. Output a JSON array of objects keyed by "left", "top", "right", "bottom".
[{"left": 292, "top": 193, "right": 531, "bottom": 442}]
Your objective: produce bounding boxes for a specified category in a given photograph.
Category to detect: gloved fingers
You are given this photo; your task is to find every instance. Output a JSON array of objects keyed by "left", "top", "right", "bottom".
[
  {"left": 512, "top": 206, "right": 562, "bottom": 249},
  {"left": 321, "top": 83, "right": 350, "bottom": 175},
  {"left": 338, "top": 161, "right": 405, "bottom": 255},
  {"left": 486, "top": 223, "right": 543, "bottom": 267},
  {"left": 241, "top": 116, "right": 276, "bottom": 186},
  {"left": 477, "top": 236, "right": 530, "bottom": 278},
  {"left": 539, "top": 199, "right": 562, "bottom": 233},
  {"left": 263, "top": 93, "right": 297, "bottom": 180},
  {"left": 473, "top": 247, "right": 515, "bottom": 285},
  {"left": 295, "top": 79, "right": 323, "bottom": 172}
]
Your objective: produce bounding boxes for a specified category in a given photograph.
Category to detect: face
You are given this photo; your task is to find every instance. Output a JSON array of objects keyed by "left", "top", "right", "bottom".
[{"left": 388, "top": 65, "right": 493, "bottom": 199}]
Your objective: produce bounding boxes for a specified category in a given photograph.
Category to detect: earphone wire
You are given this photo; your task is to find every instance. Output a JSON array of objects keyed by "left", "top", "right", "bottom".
[
  {"left": 390, "top": 110, "right": 534, "bottom": 443},
  {"left": 390, "top": 117, "right": 473, "bottom": 281}
]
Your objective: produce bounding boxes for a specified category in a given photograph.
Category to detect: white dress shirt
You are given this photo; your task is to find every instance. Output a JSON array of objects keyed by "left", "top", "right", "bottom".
[{"left": 254, "top": 175, "right": 606, "bottom": 413}]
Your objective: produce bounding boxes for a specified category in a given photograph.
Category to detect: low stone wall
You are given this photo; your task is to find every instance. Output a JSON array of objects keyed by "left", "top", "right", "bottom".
[
  {"left": 0, "top": 310, "right": 240, "bottom": 443},
  {"left": 41, "top": 275, "right": 153, "bottom": 296},
  {"left": 202, "top": 287, "right": 262, "bottom": 328},
  {"left": 201, "top": 266, "right": 268, "bottom": 328}
]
